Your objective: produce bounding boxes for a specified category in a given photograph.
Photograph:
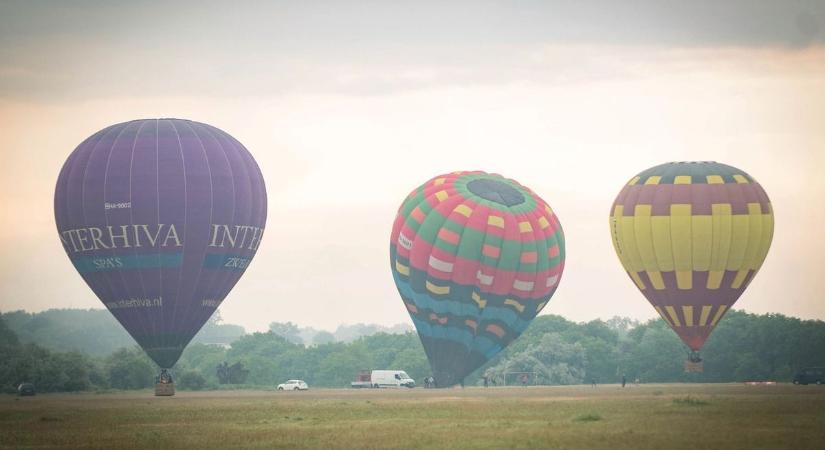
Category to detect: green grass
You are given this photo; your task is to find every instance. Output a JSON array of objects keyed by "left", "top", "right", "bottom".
[
  {"left": 573, "top": 413, "right": 602, "bottom": 422},
  {"left": 1, "top": 384, "right": 824, "bottom": 449},
  {"left": 672, "top": 395, "right": 710, "bottom": 406}
]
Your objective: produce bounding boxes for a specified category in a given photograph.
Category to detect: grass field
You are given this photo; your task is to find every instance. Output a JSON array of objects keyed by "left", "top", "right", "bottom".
[{"left": 2, "top": 384, "right": 824, "bottom": 449}]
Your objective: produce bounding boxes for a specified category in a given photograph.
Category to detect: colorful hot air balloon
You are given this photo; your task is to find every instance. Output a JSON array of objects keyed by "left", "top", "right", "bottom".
[
  {"left": 609, "top": 162, "right": 773, "bottom": 367},
  {"left": 390, "top": 171, "right": 565, "bottom": 387},
  {"left": 54, "top": 118, "right": 267, "bottom": 372}
]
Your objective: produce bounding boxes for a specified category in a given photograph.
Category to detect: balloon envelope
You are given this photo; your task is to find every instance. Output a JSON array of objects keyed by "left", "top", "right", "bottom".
[
  {"left": 609, "top": 161, "right": 773, "bottom": 351},
  {"left": 390, "top": 171, "right": 565, "bottom": 386},
  {"left": 54, "top": 119, "right": 267, "bottom": 368}
]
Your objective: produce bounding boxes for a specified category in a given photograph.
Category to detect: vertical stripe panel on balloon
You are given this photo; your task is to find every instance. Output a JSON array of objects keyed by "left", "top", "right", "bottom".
[
  {"left": 633, "top": 205, "right": 657, "bottom": 276},
  {"left": 197, "top": 124, "right": 240, "bottom": 319},
  {"left": 493, "top": 212, "right": 521, "bottom": 296},
  {"left": 209, "top": 127, "right": 252, "bottom": 308},
  {"left": 172, "top": 122, "right": 214, "bottom": 349},
  {"left": 64, "top": 126, "right": 116, "bottom": 306},
  {"left": 452, "top": 200, "right": 485, "bottom": 375},
  {"left": 156, "top": 120, "right": 187, "bottom": 344},
  {"left": 190, "top": 123, "right": 234, "bottom": 334},
  {"left": 130, "top": 120, "right": 162, "bottom": 341},
  {"left": 477, "top": 207, "right": 519, "bottom": 357},
  {"left": 104, "top": 121, "right": 152, "bottom": 341},
  {"left": 426, "top": 197, "right": 464, "bottom": 377},
  {"left": 472, "top": 205, "right": 503, "bottom": 355},
  {"left": 650, "top": 185, "right": 675, "bottom": 273},
  {"left": 708, "top": 202, "right": 732, "bottom": 289},
  {"left": 531, "top": 207, "right": 553, "bottom": 301},
  {"left": 691, "top": 184, "right": 713, "bottom": 272},
  {"left": 669, "top": 203, "right": 692, "bottom": 289},
  {"left": 82, "top": 124, "right": 132, "bottom": 336}
]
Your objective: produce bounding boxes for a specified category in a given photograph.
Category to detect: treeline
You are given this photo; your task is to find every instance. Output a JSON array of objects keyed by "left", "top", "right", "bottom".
[
  {"left": 0, "top": 314, "right": 426, "bottom": 393},
  {"left": 0, "top": 309, "right": 412, "bottom": 355},
  {"left": 3, "top": 309, "right": 825, "bottom": 393},
  {"left": 1, "top": 309, "right": 245, "bottom": 356},
  {"left": 268, "top": 321, "right": 413, "bottom": 346},
  {"left": 172, "top": 331, "right": 429, "bottom": 389},
  {"left": 486, "top": 311, "right": 825, "bottom": 385},
  {"left": 1, "top": 316, "right": 96, "bottom": 393}
]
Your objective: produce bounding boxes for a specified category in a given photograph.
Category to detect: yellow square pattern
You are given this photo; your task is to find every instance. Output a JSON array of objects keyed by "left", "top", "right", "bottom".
[
  {"left": 487, "top": 215, "right": 505, "bottom": 228},
  {"left": 538, "top": 216, "right": 550, "bottom": 229},
  {"left": 454, "top": 204, "right": 473, "bottom": 217},
  {"left": 670, "top": 204, "right": 692, "bottom": 216}
]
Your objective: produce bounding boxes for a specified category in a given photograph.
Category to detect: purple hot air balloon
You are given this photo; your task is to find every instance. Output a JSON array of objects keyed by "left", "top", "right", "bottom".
[{"left": 54, "top": 119, "right": 267, "bottom": 369}]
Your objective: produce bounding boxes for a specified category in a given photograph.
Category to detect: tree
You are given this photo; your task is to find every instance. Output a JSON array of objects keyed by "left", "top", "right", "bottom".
[
  {"left": 606, "top": 316, "right": 640, "bottom": 338},
  {"left": 178, "top": 370, "right": 207, "bottom": 390},
  {"left": 312, "top": 331, "right": 336, "bottom": 346},
  {"left": 0, "top": 316, "right": 19, "bottom": 348},
  {"left": 488, "top": 333, "right": 587, "bottom": 385},
  {"left": 177, "top": 343, "right": 227, "bottom": 384},
  {"left": 0, "top": 320, "right": 101, "bottom": 394},
  {"left": 193, "top": 310, "right": 245, "bottom": 346},
  {"left": 622, "top": 321, "right": 685, "bottom": 382},
  {"left": 268, "top": 322, "right": 304, "bottom": 345},
  {"left": 333, "top": 323, "right": 412, "bottom": 342},
  {"left": 317, "top": 343, "right": 372, "bottom": 387},
  {"left": 105, "top": 347, "right": 156, "bottom": 390},
  {"left": 2, "top": 309, "right": 134, "bottom": 356},
  {"left": 216, "top": 362, "right": 249, "bottom": 384}
]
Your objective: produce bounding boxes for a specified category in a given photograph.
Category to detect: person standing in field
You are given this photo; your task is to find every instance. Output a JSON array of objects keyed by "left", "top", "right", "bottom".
[
  {"left": 621, "top": 374, "right": 627, "bottom": 388},
  {"left": 483, "top": 375, "right": 489, "bottom": 388}
]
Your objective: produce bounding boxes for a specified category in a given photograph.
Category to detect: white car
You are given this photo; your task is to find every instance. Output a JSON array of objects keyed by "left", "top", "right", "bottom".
[{"left": 277, "top": 379, "right": 309, "bottom": 391}]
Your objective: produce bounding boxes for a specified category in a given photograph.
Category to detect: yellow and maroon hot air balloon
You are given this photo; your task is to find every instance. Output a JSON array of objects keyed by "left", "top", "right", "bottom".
[{"left": 609, "top": 162, "right": 773, "bottom": 370}]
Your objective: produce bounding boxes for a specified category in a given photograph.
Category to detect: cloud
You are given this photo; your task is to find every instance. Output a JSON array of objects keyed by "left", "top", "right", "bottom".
[
  {"left": 2, "top": 1, "right": 823, "bottom": 47},
  {"left": 1, "top": 1, "right": 824, "bottom": 102}
]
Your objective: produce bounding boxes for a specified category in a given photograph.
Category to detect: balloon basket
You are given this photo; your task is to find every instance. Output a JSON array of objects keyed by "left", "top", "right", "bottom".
[
  {"left": 154, "top": 382, "right": 175, "bottom": 396},
  {"left": 684, "top": 360, "right": 704, "bottom": 373}
]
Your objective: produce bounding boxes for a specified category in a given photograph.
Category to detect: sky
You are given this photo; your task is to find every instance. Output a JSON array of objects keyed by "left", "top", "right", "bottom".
[{"left": 1, "top": 0, "right": 825, "bottom": 332}]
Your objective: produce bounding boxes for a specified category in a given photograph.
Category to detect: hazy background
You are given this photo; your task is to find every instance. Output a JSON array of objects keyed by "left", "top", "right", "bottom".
[{"left": 1, "top": 0, "right": 824, "bottom": 331}]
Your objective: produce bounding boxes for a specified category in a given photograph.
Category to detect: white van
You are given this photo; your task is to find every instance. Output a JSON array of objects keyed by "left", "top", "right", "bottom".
[{"left": 370, "top": 370, "right": 415, "bottom": 388}]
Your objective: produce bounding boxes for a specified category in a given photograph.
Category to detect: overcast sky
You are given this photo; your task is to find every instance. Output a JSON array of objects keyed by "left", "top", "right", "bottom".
[{"left": 1, "top": 1, "right": 824, "bottom": 331}]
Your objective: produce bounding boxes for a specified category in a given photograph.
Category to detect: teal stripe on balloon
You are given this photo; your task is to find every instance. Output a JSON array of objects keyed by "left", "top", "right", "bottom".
[{"left": 71, "top": 253, "right": 183, "bottom": 273}]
